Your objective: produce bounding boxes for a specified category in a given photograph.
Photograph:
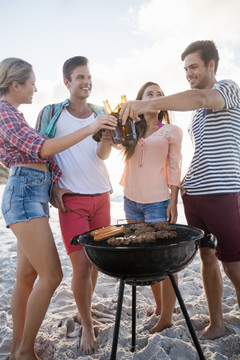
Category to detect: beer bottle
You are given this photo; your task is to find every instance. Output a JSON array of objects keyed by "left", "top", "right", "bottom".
[
  {"left": 92, "top": 100, "right": 112, "bottom": 142},
  {"left": 120, "top": 95, "right": 137, "bottom": 146},
  {"left": 92, "top": 95, "right": 137, "bottom": 146},
  {"left": 121, "top": 94, "right": 127, "bottom": 103},
  {"left": 103, "top": 99, "right": 112, "bottom": 114},
  {"left": 111, "top": 103, "right": 125, "bottom": 144}
]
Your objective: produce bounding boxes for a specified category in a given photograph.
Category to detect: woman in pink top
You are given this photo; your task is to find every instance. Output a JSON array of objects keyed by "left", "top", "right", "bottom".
[{"left": 120, "top": 82, "right": 183, "bottom": 334}]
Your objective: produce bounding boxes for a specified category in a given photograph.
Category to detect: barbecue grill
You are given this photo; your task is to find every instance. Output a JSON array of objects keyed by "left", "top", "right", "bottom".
[{"left": 71, "top": 223, "right": 216, "bottom": 360}]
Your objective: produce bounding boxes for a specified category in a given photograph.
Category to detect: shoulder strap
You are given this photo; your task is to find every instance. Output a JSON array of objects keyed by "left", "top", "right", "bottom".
[{"left": 49, "top": 104, "right": 56, "bottom": 122}]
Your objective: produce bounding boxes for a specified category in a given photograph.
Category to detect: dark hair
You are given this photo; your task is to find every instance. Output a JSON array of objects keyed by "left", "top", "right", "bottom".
[
  {"left": 0, "top": 57, "right": 33, "bottom": 96},
  {"left": 123, "top": 81, "right": 172, "bottom": 161},
  {"left": 62, "top": 56, "right": 89, "bottom": 81},
  {"left": 181, "top": 40, "right": 219, "bottom": 74}
]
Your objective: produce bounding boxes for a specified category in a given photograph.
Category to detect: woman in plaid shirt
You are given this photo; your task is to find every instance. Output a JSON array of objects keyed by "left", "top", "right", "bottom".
[{"left": 0, "top": 57, "right": 117, "bottom": 360}]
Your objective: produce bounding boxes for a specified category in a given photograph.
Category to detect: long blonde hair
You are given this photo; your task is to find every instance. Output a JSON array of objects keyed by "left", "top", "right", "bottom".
[
  {"left": 0, "top": 57, "right": 33, "bottom": 96},
  {"left": 123, "top": 82, "right": 172, "bottom": 161}
]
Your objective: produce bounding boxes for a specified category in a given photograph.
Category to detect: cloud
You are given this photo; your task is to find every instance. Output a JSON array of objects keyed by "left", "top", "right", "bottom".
[
  {"left": 12, "top": 0, "right": 240, "bottom": 183},
  {"left": 137, "top": 0, "right": 240, "bottom": 45},
  {"left": 89, "top": 0, "right": 240, "bottom": 103},
  {"left": 90, "top": 0, "right": 240, "bottom": 174},
  {"left": 27, "top": 0, "right": 240, "bottom": 113},
  {"left": 25, "top": 0, "right": 240, "bottom": 171}
]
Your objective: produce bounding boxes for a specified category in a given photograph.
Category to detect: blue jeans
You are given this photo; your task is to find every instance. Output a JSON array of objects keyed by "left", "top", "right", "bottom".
[
  {"left": 1, "top": 166, "right": 52, "bottom": 227},
  {"left": 124, "top": 196, "right": 170, "bottom": 223}
]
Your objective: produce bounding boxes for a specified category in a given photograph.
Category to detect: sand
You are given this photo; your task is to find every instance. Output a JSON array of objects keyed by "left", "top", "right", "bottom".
[{"left": 0, "top": 184, "right": 240, "bottom": 360}]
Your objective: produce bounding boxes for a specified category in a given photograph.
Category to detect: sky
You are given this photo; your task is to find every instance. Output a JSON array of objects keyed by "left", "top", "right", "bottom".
[{"left": 1, "top": 0, "right": 240, "bottom": 192}]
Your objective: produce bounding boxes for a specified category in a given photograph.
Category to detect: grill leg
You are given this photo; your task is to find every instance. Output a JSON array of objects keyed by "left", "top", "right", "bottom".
[
  {"left": 110, "top": 278, "right": 125, "bottom": 360},
  {"left": 131, "top": 284, "right": 136, "bottom": 352},
  {"left": 168, "top": 274, "right": 206, "bottom": 360}
]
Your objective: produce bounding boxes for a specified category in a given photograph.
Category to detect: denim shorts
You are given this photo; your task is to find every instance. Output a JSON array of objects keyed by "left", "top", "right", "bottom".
[
  {"left": 124, "top": 196, "right": 170, "bottom": 223},
  {"left": 1, "top": 166, "right": 52, "bottom": 228}
]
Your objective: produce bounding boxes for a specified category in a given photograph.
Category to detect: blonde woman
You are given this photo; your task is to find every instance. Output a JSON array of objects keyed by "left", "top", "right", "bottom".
[{"left": 0, "top": 57, "right": 117, "bottom": 360}]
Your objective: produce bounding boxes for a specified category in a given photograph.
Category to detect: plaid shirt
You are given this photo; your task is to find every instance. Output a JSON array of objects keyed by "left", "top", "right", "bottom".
[{"left": 0, "top": 100, "right": 62, "bottom": 184}]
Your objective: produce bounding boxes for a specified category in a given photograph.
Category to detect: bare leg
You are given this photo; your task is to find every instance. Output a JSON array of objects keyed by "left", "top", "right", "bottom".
[
  {"left": 69, "top": 250, "right": 98, "bottom": 355},
  {"left": 222, "top": 261, "right": 240, "bottom": 308},
  {"left": 9, "top": 218, "right": 62, "bottom": 360},
  {"left": 150, "top": 282, "right": 162, "bottom": 315},
  {"left": 75, "top": 265, "right": 101, "bottom": 326},
  {"left": 9, "top": 243, "right": 37, "bottom": 359},
  {"left": 91, "top": 266, "right": 98, "bottom": 291},
  {"left": 149, "top": 275, "right": 177, "bottom": 334},
  {"left": 199, "top": 247, "right": 225, "bottom": 340}
]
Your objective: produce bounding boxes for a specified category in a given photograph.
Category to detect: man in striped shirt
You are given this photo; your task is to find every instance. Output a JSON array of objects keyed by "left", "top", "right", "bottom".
[{"left": 120, "top": 40, "right": 240, "bottom": 341}]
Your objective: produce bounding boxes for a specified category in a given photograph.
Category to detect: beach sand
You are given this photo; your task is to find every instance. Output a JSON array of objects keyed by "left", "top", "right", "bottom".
[{"left": 0, "top": 184, "right": 240, "bottom": 360}]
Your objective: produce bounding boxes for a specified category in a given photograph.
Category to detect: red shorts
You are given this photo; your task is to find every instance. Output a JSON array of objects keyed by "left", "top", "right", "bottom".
[
  {"left": 59, "top": 192, "right": 111, "bottom": 254},
  {"left": 182, "top": 193, "right": 240, "bottom": 262}
]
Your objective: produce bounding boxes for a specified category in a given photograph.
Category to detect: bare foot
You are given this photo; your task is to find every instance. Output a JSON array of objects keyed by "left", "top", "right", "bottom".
[
  {"left": 149, "top": 320, "right": 172, "bottom": 334},
  {"left": 199, "top": 323, "right": 225, "bottom": 340},
  {"left": 155, "top": 305, "right": 161, "bottom": 316},
  {"left": 7, "top": 353, "right": 15, "bottom": 360},
  {"left": 14, "top": 349, "right": 42, "bottom": 360},
  {"left": 75, "top": 312, "right": 102, "bottom": 326},
  {"left": 80, "top": 324, "right": 98, "bottom": 355}
]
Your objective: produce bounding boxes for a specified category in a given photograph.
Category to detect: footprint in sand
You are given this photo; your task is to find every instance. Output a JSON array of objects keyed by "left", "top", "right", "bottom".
[{"left": 66, "top": 319, "right": 81, "bottom": 338}]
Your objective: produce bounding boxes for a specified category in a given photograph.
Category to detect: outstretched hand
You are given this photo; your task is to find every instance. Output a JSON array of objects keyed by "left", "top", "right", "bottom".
[{"left": 119, "top": 100, "right": 149, "bottom": 124}]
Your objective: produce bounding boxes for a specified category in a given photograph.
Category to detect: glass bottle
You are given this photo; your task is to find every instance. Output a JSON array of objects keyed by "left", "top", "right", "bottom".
[
  {"left": 92, "top": 100, "right": 112, "bottom": 142},
  {"left": 92, "top": 95, "right": 137, "bottom": 146},
  {"left": 121, "top": 94, "right": 127, "bottom": 103},
  {"left": 104, "top": 99, "right": 112, "bottom": 114},
  {"left": 120, "top": 95, "right": 137, "bottom": 146},
  {"left": 110, "top": 103, "right": 125, "bottom": 144}
]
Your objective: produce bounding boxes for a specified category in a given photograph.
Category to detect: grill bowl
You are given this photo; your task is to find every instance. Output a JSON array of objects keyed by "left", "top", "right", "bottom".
[{"left": 72, "top": 223, "right": 204, "bottom": 282}]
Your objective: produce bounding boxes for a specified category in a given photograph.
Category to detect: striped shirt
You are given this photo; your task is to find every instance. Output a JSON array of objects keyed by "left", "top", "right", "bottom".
[{"left": 184, "top": 79, "right": 240, "bottom": 195}]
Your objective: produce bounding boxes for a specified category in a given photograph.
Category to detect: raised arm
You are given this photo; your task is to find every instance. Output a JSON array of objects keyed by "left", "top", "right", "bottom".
[
  {"left": 119, "top": 89, "right": 225, "bottom": 123},
  {"left": 39, "top": 114, "right": 117, "bottom": 158}
]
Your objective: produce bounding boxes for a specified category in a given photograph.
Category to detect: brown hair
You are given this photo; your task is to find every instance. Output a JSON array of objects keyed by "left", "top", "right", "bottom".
[
  {"left": 181, "top": 40, "right": 219, "bottom": 74},
  {"left": 123, "top": 82, "right": 171, "bottom": 161},
  {"left": 0, "top": 57, "right": 33, "bottom": 96},
  {"left": 62, "top": 56, "right": 89, "bottom": 81}
]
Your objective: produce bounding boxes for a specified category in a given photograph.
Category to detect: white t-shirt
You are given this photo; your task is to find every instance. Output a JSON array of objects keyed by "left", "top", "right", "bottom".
[{"left": 54, "top": 109, "right": 111, "bottom": 194}]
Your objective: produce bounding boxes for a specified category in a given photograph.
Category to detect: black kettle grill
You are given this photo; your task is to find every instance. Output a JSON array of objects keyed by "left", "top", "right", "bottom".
[{"left": 72, "top": 223, "right": 216, "bottom": 360}]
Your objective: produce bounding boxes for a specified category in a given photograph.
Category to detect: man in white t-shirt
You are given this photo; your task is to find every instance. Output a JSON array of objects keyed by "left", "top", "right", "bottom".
[{"left": 36, "top": 56, "right": 115, "bottom": 355}]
